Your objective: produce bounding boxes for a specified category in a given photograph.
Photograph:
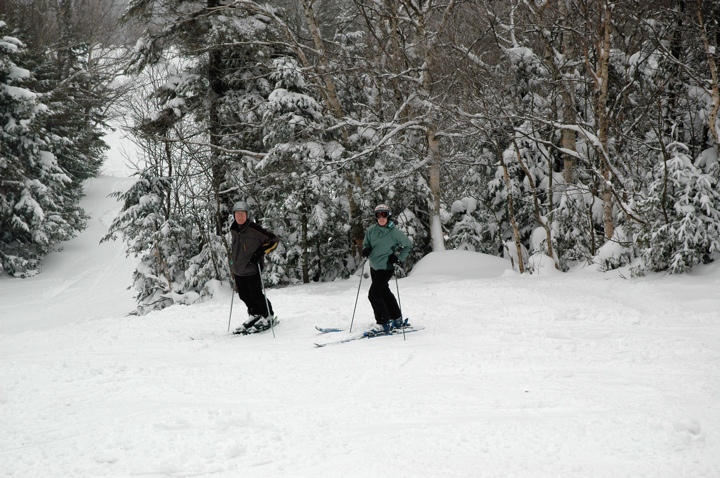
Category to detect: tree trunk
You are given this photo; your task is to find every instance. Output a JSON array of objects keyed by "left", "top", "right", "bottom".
[
  {"left": 413, "top": 0, "right": 458, "bottom": 251},
  {"left": 301, "top": 210, "right": 310, "bottom": 283},
  {"left": 557, "top": 0, "right": 578, "bottom": 184},
  {"left": 594, "top": 0, "right": 614, "bottom": 240},
  {"left": 208, "top": 0, "right": 226, "bottom": 237},
  {"left": 300, "top": 0, "right": 343, "bottom": 119},
  {"left": 696, "top": 0, "right": 720, "bottom": 146},
  {"left": 499, "top": 147, "right": 525, "bottom": 274},
  {"left": 428, "top": 126, "right": 445, "bottom": 251},
  {"left": 164, "top": 137, "right": 172, "bottom": 221}
]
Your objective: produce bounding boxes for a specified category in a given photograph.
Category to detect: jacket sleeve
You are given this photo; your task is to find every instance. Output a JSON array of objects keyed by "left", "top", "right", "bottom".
[
  {"left": 260, "top": 236, "right": 279, "bottom": 254},
  {"left": 362, "top": 228, "right": 372, "bottom": 250},
  {"left": 393, "top": 229, "right": 413, "bottom": 261},
  {"left": 251, "top": 223, "right": 280, "bottom": 254}
]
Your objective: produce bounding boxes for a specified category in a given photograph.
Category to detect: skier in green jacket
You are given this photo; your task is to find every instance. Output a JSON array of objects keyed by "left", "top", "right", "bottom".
[{"left": 362, "top": 204, "right": 413, "bottom": 334}]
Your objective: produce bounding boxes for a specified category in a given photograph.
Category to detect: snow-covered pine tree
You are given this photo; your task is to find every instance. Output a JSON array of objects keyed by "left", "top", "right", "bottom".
[
  {"left": 3, "top": 0, "right": 121, "bottom": 190},
  {"left": 441, "top": 141, "right": 504, "bottom": 258},
  {"left": 446, "top": 197, "right": 489, "bottom": 252},
  {"left": 631, "top": 145, "right": 720, "bottom": 274},
  {"left": 255, "top": 57, "right": 348, "bottom": 283},
  {"left": 0, "top": 23, "right": 87, "bottom": 277},
  {"left": 34, "top": 45, "right": 108, "bottom": 186},
  {"left": 101, "top": 169, "right": 205, "bottom": 312}
]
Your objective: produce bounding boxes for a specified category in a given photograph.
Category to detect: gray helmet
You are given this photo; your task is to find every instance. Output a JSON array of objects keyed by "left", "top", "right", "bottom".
[
  {"left": 232, "top": 201, "right": 251, "bottom": 213},
  {"left": 374, "top": 203, "right": 392, "bottom": 216}
]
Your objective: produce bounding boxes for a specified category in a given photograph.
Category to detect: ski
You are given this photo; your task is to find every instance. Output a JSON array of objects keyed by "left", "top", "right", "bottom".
[
  {"left": 315, "top": 319, "right": 414, "bottom": 335},
  {"left": 314, "top": 326, "right": 424, "bottom": 347},
  {"left": 315, "top": 326, "right": 344, "bottom": 334}
]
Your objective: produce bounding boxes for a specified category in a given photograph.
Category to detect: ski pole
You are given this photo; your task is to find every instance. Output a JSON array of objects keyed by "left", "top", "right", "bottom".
[
  {"left": 349, "top": 258, "right": 367, "bottom": 333},
  {"left": 227, "top": 281, "right": 235, "bottom": 332},
  {"left": 257, "top": 261, "right": 275, "bottom": 338},
  {"left": 394, "top": 265, "right": 406, "bottom": 340}
]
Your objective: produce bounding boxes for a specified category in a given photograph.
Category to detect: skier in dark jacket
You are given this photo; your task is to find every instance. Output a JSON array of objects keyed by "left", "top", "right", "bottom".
[
  {"left": 362, "top": 203, "right": 413, "bottom": 334},
  {"left": 230, "top": 201, "right": 280, "bottom": 334}
]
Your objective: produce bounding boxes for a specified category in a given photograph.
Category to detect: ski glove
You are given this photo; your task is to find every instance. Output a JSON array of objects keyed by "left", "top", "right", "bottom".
[
  {"left": 387, "top": 254, "right": 400, "bottom": 266},
  {"left": 362, "top": 247, "right": 372, "bottom": 258},
  {"left": 250, "top": 250, "right": 264, "bottom": 264}
]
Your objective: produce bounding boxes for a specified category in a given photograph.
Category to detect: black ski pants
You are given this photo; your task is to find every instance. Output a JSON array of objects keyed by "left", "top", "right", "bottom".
[
  {"left": 234, "top": 273, "right": 273, "bottom": 318},
  {"left": 368, "top": 267, "right": 401, "bottom": 324}
]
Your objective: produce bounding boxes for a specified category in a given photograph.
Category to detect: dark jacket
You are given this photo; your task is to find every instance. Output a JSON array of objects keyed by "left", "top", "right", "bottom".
[{"left": 230, "top": 220, "right": 279, "bottom": 276}]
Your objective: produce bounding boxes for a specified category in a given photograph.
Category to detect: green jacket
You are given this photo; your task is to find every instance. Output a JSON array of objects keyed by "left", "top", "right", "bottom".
[{"left": 363, "top": 221, "right": 413, "bottom": 270}]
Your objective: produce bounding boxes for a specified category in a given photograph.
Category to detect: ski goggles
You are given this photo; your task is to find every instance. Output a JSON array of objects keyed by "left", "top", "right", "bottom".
[{"left": 375, "top": 211, "right": 389, "bottom": 218}]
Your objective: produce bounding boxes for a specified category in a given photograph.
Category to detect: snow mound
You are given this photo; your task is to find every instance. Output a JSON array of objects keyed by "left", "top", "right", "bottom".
[
  {"left": 409, "top": 250, "right": 512, "bottom": 279},
  {"left": 527, "top": 253, "right": 563, "bottom": 275}
]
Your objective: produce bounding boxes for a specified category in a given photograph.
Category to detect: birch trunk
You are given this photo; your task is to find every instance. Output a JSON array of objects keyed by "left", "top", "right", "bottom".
[
  {"left": 595, "top": 0, "right": 614, "bottom": 240},
  {"left": 428, "top": 126, "right": 445, "bottom": 251},
  {"left": 411, "top": 0, "right": 457, "bottom": 251},
  {"left": 696, "top": 0, "right": 720, "bottom": 146}
]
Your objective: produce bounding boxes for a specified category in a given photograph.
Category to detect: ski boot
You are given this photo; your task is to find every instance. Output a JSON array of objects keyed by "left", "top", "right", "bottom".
[
  {"left": 244, "top": 315, "right": 278, "bottom": 334},
  {"left": 233, "top": 315, "right": 262, "bottom": 335},
  {"left": 365, "top": 321, "right": 393, "bottom": 337},
  {"left": 393, "top": 317, "right": 410, "bottom": 329}
]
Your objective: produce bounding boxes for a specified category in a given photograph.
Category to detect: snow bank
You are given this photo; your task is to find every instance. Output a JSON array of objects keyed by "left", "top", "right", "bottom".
[{"left": 409, "top": 249, "right": 511, "bottom": 279}]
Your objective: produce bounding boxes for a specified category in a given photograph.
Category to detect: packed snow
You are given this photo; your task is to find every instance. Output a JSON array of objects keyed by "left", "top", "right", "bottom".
[{"left": 1, "top": 172, "right": 719, "bottom": 477}]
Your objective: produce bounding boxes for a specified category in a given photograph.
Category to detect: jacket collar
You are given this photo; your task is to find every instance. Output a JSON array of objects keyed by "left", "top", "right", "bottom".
[
  {"left": 231, "top": 220, "right": 251, "bottom": 232},
  {"left": 377, "top": 220, "right": 395, "bottom": 229}
]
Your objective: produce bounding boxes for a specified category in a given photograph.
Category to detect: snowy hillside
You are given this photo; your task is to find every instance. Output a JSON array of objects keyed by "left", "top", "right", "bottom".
[
  {"left": 1, "top": 174, "right": 719, "bottom": 477},
  {"left": 0, "top": 175, "right": 137, "bottom": 334}
]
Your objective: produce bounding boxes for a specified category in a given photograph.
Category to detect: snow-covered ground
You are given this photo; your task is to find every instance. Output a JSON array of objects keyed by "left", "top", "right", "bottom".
[{"left": 1, "top": 172, "right": 719, "bottom": 477}]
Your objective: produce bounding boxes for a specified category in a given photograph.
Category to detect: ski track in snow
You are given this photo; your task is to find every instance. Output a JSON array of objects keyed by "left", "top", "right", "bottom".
[{"left": 1, "top": 178, "right": 720, "bottom": 477}]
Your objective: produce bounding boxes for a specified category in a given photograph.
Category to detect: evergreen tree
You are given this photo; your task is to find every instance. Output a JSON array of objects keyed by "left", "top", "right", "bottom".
[
  {"left": 101, "top": 169, "right": 193, "bottom": 312},
  {"left": 0, "top": 23, "right": 87, "bottom": 277},
  {"left": 25, "top": 44, "right": 108, "bottom": 205},
  {"left": 631, "top": 146, "right": 720, "bottom": 274},
  {"left": 255, "top": 57, "right": 348, "bottom": 283}
]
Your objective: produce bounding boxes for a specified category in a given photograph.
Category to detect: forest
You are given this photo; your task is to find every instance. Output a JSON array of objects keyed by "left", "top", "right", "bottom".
[{"left": 1, "top": 0, "right": 719, "bottom": 313}]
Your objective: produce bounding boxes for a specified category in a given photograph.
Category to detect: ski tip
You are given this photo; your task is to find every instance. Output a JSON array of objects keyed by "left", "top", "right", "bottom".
[{"left": 315, "top": 326, "right": 344, "bottom": 333}]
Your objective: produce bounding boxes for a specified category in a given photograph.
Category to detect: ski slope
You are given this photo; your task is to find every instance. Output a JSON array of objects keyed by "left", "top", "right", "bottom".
[
  {"left": 0, "top": 175, "right": 137, "bottom": 334},
  {"left": 1, "top": 175, "right": 719, "bottom": 477}
]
